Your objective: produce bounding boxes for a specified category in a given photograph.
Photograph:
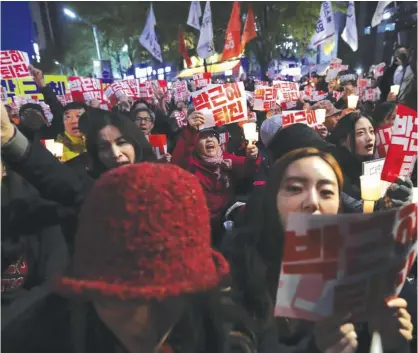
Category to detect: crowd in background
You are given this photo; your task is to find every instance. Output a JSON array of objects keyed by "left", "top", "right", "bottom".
[{"left": 1, "top": 43, "right": 417, "bottom": 353}]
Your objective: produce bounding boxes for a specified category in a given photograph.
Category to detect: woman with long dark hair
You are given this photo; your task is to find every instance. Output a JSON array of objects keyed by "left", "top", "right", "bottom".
[
  {"left": 84, "top": 109, "right": 157, "bottom": 178},
  {"left": 372, "top": 101, "right": 397, "bottom": 128},
  {"left": 328, "top": 112, "right": 413, "bottom": 207},
  {"left": 223, "top": 148, "right": 413, "bottom": 353}
]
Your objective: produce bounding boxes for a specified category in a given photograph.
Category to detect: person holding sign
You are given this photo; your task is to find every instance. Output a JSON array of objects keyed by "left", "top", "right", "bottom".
[
  {"left": 131, "top": 107, "right": 172, "bottom": 163},
  {"left": 329, "top": 112, "right": 413, "bottom": 209},
  {"left": 172, "top": 110, "right": 260, "bottom": 248},
  {"left": 222, "top": 147, "right": 414, "bottom": 353}
]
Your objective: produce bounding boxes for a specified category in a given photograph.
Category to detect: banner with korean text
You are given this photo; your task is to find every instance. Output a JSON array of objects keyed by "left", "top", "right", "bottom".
[
  {"left": 191, "top": 82, "right": 247, "bottom": 129},
  {"left": 104, "top": 81, "right": 135, "bottom": 106},
  {"left": 148, "top": 134, "right": 167, "bottom": 159},
  {"left": 381, "top": 104, "right": 417, "bottom": 183},
  {"left": 0, "top": 50, "right": 30, "bottom": 79},
  {"left": 1, "top": 75, "right": 72, "bottom": 106},
  {"left": 193, "top": 72, "right": 212, "bottom": 90},
  {"left": 172, "top": 81, "right": 190, "bottom": 103},
  {"left": 275, "top": 203, "right": 417, "bottom": 321},
  {"left": 253, "top": 85, "right": 278, "bottom": 111},
  {"left": 282, "top": 110, "right": 319, "bottom": 128},
  {"left": 374, "top": 123, "right": 392, "bottom": 159},
  {"left": 273, "top": 81, "right": 300, "bottom": 103}
]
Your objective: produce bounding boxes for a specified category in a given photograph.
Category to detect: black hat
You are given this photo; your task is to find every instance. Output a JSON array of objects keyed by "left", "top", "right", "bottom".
[
  {"left": 268, "top": 123, "right": 334, "bottom": 162},
  {"left": 199, "top": 127, "right": 220, "bottom": 142},
  {"left": 19, "top": 103, "right": 45, "bottom": 119}
]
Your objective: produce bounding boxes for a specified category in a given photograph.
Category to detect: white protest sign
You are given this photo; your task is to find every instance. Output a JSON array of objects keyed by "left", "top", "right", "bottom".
[
  {"left": 191, "top": 82, "right": 247, "bottom": 129},
  {"left": 275, "top": 204, "right": 417, "bottom": 322}
]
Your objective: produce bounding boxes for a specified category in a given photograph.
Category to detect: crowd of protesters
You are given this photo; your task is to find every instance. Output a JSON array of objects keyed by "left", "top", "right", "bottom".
[{"left": 1, "top": 43, "right": 417, "bottom": 353}]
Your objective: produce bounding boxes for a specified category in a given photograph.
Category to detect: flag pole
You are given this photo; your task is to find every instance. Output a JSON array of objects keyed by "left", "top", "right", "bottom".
[{"left": 204, "top": 59, "right": 208, "bottom": 73}]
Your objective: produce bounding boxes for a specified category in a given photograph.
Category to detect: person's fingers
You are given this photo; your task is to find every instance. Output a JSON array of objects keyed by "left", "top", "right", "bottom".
[
  {"left": 398, "top": 317, "right": 413, "bottom": 333},
  {"left": 387, "top": 298, "right": 408, "bottom": 309},
  {"left": 396, "top": 308, "right": 411, "bottom": 322}
]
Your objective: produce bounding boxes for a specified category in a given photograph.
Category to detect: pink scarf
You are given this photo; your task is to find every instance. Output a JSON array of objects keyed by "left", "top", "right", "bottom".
[{"left": 199, "top": 147, "right": 232, "bottom": 188}]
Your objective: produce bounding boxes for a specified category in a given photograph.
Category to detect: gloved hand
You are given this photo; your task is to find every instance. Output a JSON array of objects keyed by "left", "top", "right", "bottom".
[{"left": 376, "top": 177, "right": 414, "bottom": 210}]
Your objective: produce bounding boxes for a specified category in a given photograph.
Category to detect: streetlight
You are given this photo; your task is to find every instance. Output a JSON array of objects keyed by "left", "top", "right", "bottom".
[
  {"left": 63, "top": 7, "right": 102, "bottom": 61},
  {"left": 54, "top": 60, "right": 64, "bottom": 75}
]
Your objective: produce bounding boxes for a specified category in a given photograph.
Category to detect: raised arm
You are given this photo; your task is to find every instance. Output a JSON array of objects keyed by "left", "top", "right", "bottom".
[
  {"left": 171, "top": 111, "right": 204, "bottom": 169},
  {"left": 1, "top": 103, "right": 88, "bottom": 208},
  {"left": 29, "top": 65, "right": 65, "bottom": 139}
]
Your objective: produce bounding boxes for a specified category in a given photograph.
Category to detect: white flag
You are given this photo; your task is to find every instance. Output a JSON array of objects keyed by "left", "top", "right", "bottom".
[
  {"left": 371, "top": 1, "right": 393, "bottom": 27},
  {"left": 341, "top": 1, "right": 358, "bottom": 52},
  {"left": 197, "top": 1, "right": 215, "bottom": 59},
  {"left": 310, "top": 1, "right": 336, "bottom": 47},
  {"left": 139, "top": 5, "right": 163, "bottom": 62},
  {"left": 187, "top": 1, "right": 202, "bottom": 31}
]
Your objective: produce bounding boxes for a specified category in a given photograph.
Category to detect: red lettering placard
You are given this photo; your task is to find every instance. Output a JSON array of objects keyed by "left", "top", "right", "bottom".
[
  {"left": 275, "top": 204, "right": 417, "bottom": 321},
  {"left": 381, "top": 104, "right": 418, "bottom": 183},
  {"left": 148, "top": 134, "right": 167, "bottom": 159},
  {"left": 193, "top": 72, "right": 212, "bottom": 90},
  {"left": 191, "top": 82, "right": 247, "bottom": 128},
  {"left": 0, "top": 50, "right": 30, "bottom": 79}
]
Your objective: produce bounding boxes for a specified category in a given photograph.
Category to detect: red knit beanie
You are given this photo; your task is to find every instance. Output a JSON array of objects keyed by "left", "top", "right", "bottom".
[{"left": 54, "top": 163, "right": 229, "bottom": 300}]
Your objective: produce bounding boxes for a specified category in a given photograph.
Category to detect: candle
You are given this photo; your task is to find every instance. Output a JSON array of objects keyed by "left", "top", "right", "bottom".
[
  {"left": 390, "top": 85, "right": 400, "bottom": 95},
  {"left": 360, "top": 175, "right": 382, "bottom": 213},
  {"left": 315, "top": 109, "right": 326, "bottom": 124},
  {"left": 242, "top": 122, "right": 257, "bottom": 141},
  {"left": 347, "top": 95, "right": 359, "bottom": 109}
]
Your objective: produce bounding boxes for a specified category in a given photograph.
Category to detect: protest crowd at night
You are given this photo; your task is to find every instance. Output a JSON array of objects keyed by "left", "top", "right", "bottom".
[{"left": 1, "top": 1, "right": 417, "bottom": 352}]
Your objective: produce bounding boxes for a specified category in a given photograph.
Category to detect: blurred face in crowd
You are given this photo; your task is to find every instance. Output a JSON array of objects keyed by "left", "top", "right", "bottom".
[
  {"left": 97, "top": 125, "right": 135, "bottom": 170},
  {"left": 176, "top": 101, "right": 186, "bottom": 110},
  {"left": 276, "top": 156, "right": 340, "bottom": 229},
  {"left": 20, "top": 108, "right": 46, "bottom": 131},
  {"left": 324, "top": 112, "right": 341, "bottom": 132},
  {"left": 93, "top": 297, "right": 186, "bottom": 353},
  {"left": 135, "top": 110, "right": 154, "bottom": 136},
  {"left": 384, "top": 106, "right": 397, "bottom": 126},
  {"left": 64, "top": 108, "right": 85, "bottom": 138},
  {"left": 196, "top": 131, "right": 220, "bottom": 158},
  {"left": 352, "top": 117, "right": 375, "bottom": 158}
]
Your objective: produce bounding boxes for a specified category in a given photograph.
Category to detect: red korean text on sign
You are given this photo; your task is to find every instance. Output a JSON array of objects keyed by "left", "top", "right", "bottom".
[
  {"left": 254, "top": 86, "right": 278, "bottom": 111},
  {"left": 148, "top": 134, "right": 167, "bottom": 159},
  {"left": 282, "top": 110, "right": 318, "bottom": 128},
  {"left": 192, "top": 82, "right": 246, "bottom": 127},
  {"left": 381, "top": 104, "right": 418, "bottom": 183},
  {"left": 282, "top": 225, "right": 343, "bottom": 281},
  {"left": 105, "top": 81, "right": 135, "bottom": 106},
  {"left": 193, "top": 72, "right": 212, "bottom": 90},
  {"left": 0, "top": 50, "right": 30, "bottom": 79},
  {"left": 276, "top": 81, "right": 300, "bottom": 103},
  {"left": 172, "top": 81, "right": 190, "bottom": 103},
  {"left": 69, "top": 76, "right": 104, "bottom": 103},
  {"left": 374, "top": 124, "right": 393, "bottom": 158}
]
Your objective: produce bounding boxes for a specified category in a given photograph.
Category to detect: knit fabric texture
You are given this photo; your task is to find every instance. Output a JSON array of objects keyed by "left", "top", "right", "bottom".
[{"left": 55, "top": 162, "right": 229, "bottom": 300}]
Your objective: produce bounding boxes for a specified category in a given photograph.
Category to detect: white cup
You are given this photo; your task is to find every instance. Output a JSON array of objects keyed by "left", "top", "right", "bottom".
[
  {"left": 347, "top": 95, "right": 359, "bottom": 109},
  {"left": 315, "top": 109, "right": 326, "bottom": 124},
  {"left": 390, "top": 85, "right": 400, "bottom": 95}
]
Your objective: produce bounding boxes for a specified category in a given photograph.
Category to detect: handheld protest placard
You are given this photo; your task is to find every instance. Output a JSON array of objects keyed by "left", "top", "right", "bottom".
[{"left": 275, "top": 203, "right": 417, "bottom": 322}]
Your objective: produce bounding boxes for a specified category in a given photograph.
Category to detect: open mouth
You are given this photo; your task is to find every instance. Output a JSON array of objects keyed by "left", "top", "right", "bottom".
[
  {"left": 365, "top": 143, "right": 374, "bottom": 151},
  {"left": 205, "top": 143, "right": 215, "bottom": 152}
]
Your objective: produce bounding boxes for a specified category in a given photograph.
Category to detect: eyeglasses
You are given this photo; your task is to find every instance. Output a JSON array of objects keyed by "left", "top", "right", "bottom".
[
  {"left": 136, "top": 117, "right": 152, "bottom": 123},
  {"left": 64, "top": 114, "right": 80, "bottom": 121}
]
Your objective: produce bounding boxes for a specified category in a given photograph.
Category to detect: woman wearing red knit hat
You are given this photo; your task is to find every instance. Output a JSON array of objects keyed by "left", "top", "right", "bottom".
[
  {"left": 54, "top": 162, "right": 256, "bottom": 353},
  {"left": 172, "top": 111, "right": 261, "bottom": 247}
]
